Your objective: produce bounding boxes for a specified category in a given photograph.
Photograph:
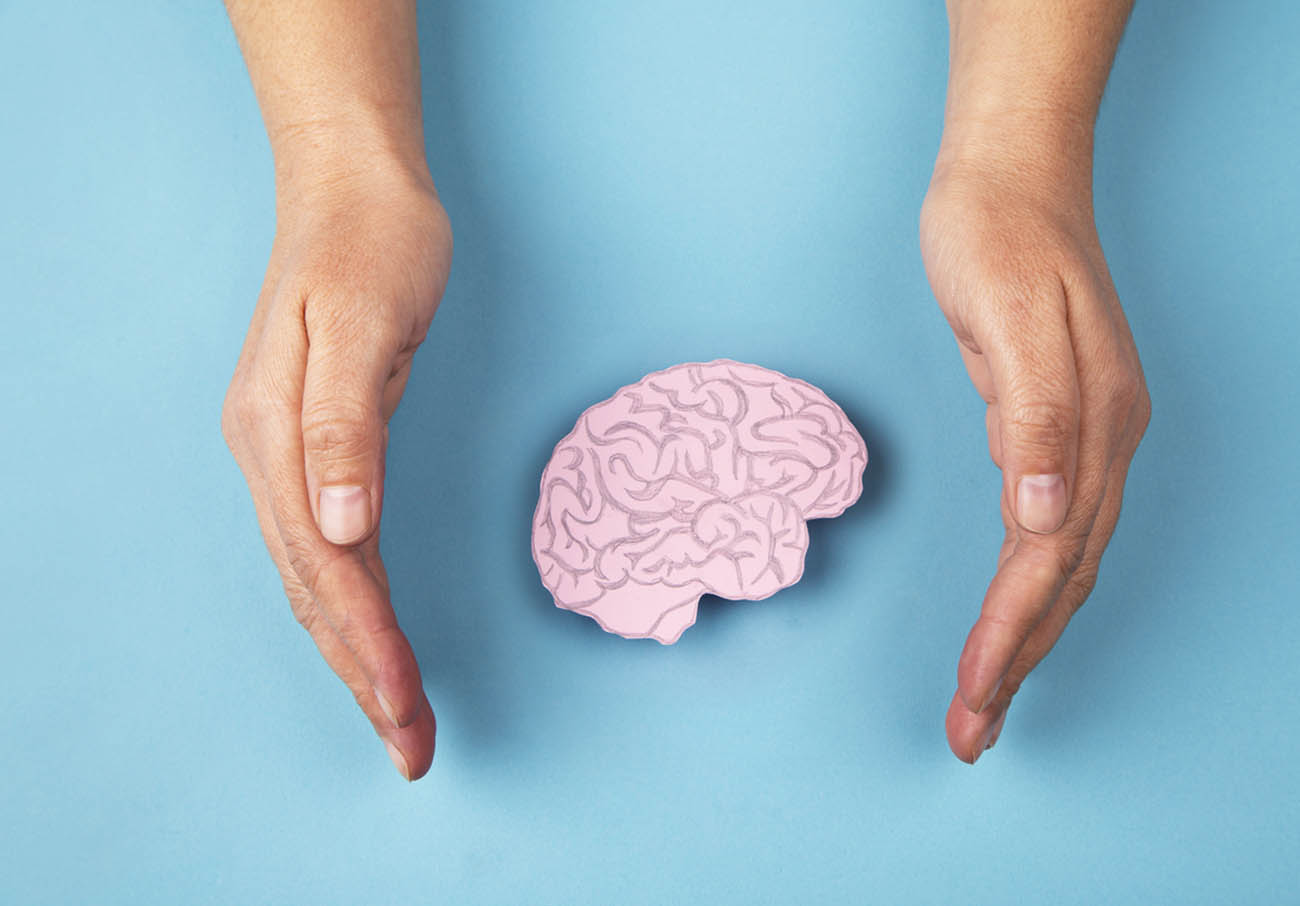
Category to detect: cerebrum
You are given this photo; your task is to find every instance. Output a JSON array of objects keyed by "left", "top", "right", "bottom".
[{"left": 532, "top": 360, "right": 868, "bottom": 643}]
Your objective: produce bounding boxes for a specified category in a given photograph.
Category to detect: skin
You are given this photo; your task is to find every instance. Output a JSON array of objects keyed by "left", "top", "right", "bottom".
[
  {"left": 221, "top": 0, "right": 1148, "bottom": 779},
  {"left": 221, "top": 0, "right": 448, "bottom": 780},
  {"left": 923, "top": 0, "right": 1150, "bottom": 762}
]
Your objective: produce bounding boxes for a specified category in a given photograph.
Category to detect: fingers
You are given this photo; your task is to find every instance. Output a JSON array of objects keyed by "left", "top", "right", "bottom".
[
  {"left": 947, "top": 455, "right": 1131, "bottom": 763},
  {"left": 956, "top": 514, "right": 1084, "bottom": 714},
  {"left": 298, "top": 563, "right": 436, "bottom": 782},
  {"left": 219, "top": 183, "right": 451, "bottom": 781},
  {"left": 241, "top": 300, "right": 430, "bottom": 733},
  {"left": 300, "top": 298, "right": 407, "bottom": 547},
  {"left": 236, "top": 458, "right": 435, "bottom": 779},
  {"left": 974, "top": 292, "right": 1081, "bottom": 537},
  {"left": 953, "top": 281, "right": 1106, "bottom": 714},
  {"left": 923, "top": 173, "right": 1152, "bottom": 767},
  {"left": 960, "top": 274, "right": 1143, "bottom": 712},
  {"left": 946, "top": 689, "right": 1009, "bottom": 764},
  {"left": 957, "top": 340, "right": 995, "bottom": 404}
]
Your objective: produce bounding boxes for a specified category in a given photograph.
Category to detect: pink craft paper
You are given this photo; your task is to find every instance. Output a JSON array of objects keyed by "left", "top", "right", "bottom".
[{"left": 532, "top": 360, "right": 868, "bottom": 643}]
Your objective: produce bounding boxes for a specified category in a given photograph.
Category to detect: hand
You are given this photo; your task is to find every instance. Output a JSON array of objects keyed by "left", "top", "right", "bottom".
[
  {"left": 222, "top": 161, "right": 452, "bottom": 780},
  {"left": 919, "top": 122, "right": 1150, "bottom": 763}
]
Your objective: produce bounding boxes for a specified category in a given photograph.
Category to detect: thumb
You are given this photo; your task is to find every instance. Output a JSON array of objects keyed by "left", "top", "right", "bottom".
[
  {"left": 300, "top": 312, "right": 396, "bottom": 547},
  {"left": 984, "top": 314, "right": 1080, "bottom": 536}
]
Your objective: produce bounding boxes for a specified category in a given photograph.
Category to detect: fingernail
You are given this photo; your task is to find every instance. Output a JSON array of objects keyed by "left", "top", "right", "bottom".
[
  {"left": 385, "top": 740, "right": 411, "bottom": 781},
  {"left": 978, "top": 674, "right": 1004, "bottom": 714},
  {"left": 972, "top": 711, "right": 1005, "bottom": 764},
  {"left": 986, "top": 708, "right": 1009, "bottom": 750},
  {"left": 319, "top": 485, "right": 370, "bottom": 544},
  {"left": 1016, "top": 474, "right": 1067, "bottom": 534},
  {"left": 376, "top": 689, "right": 401, "bottom": 729}
]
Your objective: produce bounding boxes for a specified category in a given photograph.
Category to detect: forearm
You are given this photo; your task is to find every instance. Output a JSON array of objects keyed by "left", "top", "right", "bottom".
[
  {"left": 224, "top": 0, "right": 431, "bottom": 200},
  {"left": 937, "top": 0, "right": 1133, "bottom": 192}
]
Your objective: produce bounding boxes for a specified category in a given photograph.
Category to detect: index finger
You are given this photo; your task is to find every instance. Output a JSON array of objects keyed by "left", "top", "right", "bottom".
[
  {"left": 957, "top": 380, "right": 1111, "bottom": 715},
  {"left": 956, "top": 505, "right": 1092, "bottom": 713},
  {"left": 957, "top": 282, "right": 1116, "bottom": 712},
  {"left": 251, "top": 301, "right": 428, "bottom": 730}
]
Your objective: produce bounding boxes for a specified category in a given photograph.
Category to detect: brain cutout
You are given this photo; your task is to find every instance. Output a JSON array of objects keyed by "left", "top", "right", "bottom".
[{"left": 532, "top": 360, "right": 868, "bottom": 643}]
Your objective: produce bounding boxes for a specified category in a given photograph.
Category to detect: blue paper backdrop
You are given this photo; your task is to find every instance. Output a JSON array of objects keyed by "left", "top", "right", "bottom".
[{"left": 2, "top": 1, "right": 1297, "bottom": 903}]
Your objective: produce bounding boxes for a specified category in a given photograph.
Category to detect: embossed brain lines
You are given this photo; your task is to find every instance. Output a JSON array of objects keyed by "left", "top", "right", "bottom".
[{"left": 532, "top": 360, "right": 868, "bottom": 643}]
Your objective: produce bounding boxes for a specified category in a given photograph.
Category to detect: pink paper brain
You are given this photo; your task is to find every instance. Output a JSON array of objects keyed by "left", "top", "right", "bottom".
[{"left": 532, "top": 360, "right": 868, "bottom": 643}]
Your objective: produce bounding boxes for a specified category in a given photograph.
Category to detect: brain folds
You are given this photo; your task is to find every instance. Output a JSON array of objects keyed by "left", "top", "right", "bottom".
[{"left": 532, "top": 360, "right": 867, "bottom": 643}]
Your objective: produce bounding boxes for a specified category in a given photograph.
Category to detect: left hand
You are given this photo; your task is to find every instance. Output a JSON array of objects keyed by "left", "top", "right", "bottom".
[{"left": 919, "top": 126, "right": 1151, "bottom": 763}]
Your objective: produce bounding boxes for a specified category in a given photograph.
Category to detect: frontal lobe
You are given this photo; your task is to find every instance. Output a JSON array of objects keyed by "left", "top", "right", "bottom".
[{"left": 532, "top": 360, "right": 867, "bottom": 643}]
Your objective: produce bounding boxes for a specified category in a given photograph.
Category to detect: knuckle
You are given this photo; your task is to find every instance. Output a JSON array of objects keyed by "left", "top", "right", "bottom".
[
  {"left": 1054, "top": 543, "right": 1087, "bottom": 584},
  {"left": 278, "top": 524, "right": 327, "bottom": 591},
  {"left": 1004, "top": 397, "right": 1075, "bottom": 450},
  {"left": 1066, "top": 558, "right": 1102, "bottom": 611},
  {"left": 1110, "top": 369, "right": 1142, "bottom": 416},
  {"left": 223, "top": 370, "right": 299, "bottom": 452},
  {"left": 301, "top": 400, "right": 379, "bottom": 463},
  {"left": 1135, "top": 386, "right": 1153, "bottom": 437},
  {"left": 1107, "top": 360, "right": 1151, "bottom": 443},
  {"left": 984, "top": 609, "right": 1037, "bottom": 639},
  {"left": 220, "top": 383, "right": 252, "bottom": 451},
  {"left": 306, "top": 296, "right": 397, "bottom": 353},
  {"left": 306, "top": 299, "right": 362, "bottom": 340},
  {"left": 276, "top": 531, "right": 373, "bottom": 645},
  {"left": 970, "top": 273, "right": 1052, "bottom": 332},
  {"left": 290, "top": 596, "right": 320, "bottom": 632},
  {"left": 422, "top": 201, "right": 453, "bottom": 257},
  {"left": 1019, "top": 542, "right": 1082, "bottom": 590},
  {"left": 220, "top": 401, "right": 240, "bottom": 452},
  {"left": 326, "top": 594, "right": 383, "bottom": 661}
]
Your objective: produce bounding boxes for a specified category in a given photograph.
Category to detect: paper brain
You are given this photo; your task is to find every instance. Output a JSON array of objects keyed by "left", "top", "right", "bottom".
[{"left": 532, "top": 360, "right": 868, "bottom": 643}]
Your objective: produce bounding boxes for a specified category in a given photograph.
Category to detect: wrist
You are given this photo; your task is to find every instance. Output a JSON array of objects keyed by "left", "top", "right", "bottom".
[
  {"left": 932, "top": 108, "right": 1095, "bottom": 203},
  {"left": 269, "top": 113, "right": 435, "bottom": 208}
]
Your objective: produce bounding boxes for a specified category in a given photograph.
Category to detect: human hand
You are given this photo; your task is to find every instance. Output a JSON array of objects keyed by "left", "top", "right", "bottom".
[
  {"left": 919, "top": 116, "right": 1150, "bottom": 763},
  {"left": 222, "top": 160, "right": 452, "bottom": 780}
]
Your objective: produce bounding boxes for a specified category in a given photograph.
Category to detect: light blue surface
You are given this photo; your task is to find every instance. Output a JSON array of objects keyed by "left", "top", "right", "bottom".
[{"left": 3, "top": 1, "right": 1297, "bottom": 903}]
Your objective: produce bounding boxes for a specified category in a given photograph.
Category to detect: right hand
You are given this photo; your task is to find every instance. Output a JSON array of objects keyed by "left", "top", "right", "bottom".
[
  {"left": 920, "top": 123, "right": 1150, "bottom": 763},
  {"left": 221, "top": 160, "right": 452, "bottom": 781}
]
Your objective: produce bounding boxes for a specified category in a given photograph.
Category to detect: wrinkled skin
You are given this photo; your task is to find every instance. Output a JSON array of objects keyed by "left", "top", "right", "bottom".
[
  {"left": 221, "top": 164, "right": 451, "bottom": 781},
  {"left": 920, "top": 133, "right": 1151, "bottom": 763},
  {"left": 221, "top": 144, "right": 1147, "bottom": 776}
]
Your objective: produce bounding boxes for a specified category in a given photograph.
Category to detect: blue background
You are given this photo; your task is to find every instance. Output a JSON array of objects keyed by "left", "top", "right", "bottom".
[{"left": 3, "top": 1, "right": 1297, "bottom": 903}]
